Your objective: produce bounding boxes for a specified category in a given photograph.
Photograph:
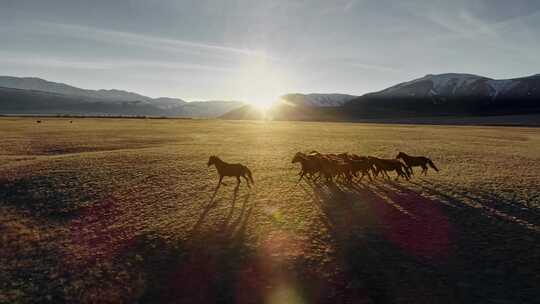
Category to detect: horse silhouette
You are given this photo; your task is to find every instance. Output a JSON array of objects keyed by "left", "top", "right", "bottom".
[
  {"left": 207, "top": 155, "right": 254, "bottom": 188},
  {"left": 396, "top": 152, "right": 439, "bottom": 175},
  {"left": 292, "top": 152, "right": 321, "bottom": 182},
  {"left": 368, "top": 156, "right": 410, "bottom": 180}
]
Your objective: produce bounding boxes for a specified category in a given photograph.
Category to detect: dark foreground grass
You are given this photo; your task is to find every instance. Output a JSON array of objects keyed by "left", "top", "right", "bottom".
[{"left": 1, "top": 118, "right": 539, "bottom": 303}]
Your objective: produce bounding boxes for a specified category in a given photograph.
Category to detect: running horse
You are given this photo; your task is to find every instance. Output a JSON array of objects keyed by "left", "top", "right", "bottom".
[
  {"left": 368, "top": 156, "right": 411, "bottom": 180},
  {"left": 207, "top": 155, "right": 254, "bottom": 188},
  {"left": 396, "top": 152, "right": 439, "bottom": 176}
]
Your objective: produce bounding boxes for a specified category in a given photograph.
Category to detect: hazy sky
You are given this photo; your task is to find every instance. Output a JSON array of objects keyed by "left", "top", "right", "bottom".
[{"left": 2, "top": 0, "right": 539, "bottom": 105}]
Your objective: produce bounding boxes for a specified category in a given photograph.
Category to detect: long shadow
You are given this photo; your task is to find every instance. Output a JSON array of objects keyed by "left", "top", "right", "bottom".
[
  {"left": 305, "top": 179, "right": 540, "bottom": 304},
  {"left": 222, "top": 191, "right": 250, "bottom": 233},
  {"left": 380, "top": 181, "right": 539, "bottom": 302},
  {"left": 118, "top": 185, "right": 257, "bottom": 304},
  {"left": 410, "top": 179, "right": 540, "bottom": 227},
  {"left": 189, "top": 184, "right": 248, "bottom": 237},
  {"left": 307, "top": 180, "right": 459, "bottom": 303}
]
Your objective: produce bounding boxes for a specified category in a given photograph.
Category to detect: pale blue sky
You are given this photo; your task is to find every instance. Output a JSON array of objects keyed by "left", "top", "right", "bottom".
[{"left": 1, "top": 0, "right": 539, "bottom": 105}]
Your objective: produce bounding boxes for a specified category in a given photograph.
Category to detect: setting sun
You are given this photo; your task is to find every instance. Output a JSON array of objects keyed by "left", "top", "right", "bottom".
[{"left": 230, "top": 55, "right": 290, "bottom": 110}]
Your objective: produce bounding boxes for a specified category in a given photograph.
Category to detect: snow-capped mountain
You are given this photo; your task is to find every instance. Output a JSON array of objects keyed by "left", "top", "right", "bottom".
[
  {"left": 280, "top": 93, "right": 357, "bottom": 107},
  {"left": 367, "top": 73, "right": 540, "bottom": 103},
  {"left": 343, "top": 73, "right": 540, "bottom": 117}
]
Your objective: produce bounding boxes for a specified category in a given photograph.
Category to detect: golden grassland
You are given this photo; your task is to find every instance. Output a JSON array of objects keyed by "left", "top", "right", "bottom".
[{"left": 1, "top": 117, "right": 539, "bottom": 303}]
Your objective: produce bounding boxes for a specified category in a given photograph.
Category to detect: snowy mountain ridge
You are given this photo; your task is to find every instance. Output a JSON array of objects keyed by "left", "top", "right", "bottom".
[{"left": 369, "top": 73, "right": 539, "bottom": 102}]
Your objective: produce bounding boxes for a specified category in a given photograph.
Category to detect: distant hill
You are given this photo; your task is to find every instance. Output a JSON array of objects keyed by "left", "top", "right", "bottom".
[
  {"left": 179, "top": 101, "right": 248, "bottom": 118},
  {"left": 220, "top": 93, "right": 358, "bottom": 121},
  {"left": 345, "top": 73, "right": 540, "bottom": 117},
  {"left": 0, "top": 76, "right": 243, "bottom": 117},
  {"left": 220, "top": 105, "right": 267, "bottom": 120},
  {"left": 0, "top": 76, "right": 156, "bottom": 103},
  {"left": 280, "top": 93, "right": 357, "bottom": 107},
  {"left": 0, "top": 87, "right": 166, "bottom": 116},
  {"left": 220, "top": 103, "right": 345, "bottom": 121},
  {"left": 222, "top": 73, "right": 540, "bottom": 121}
]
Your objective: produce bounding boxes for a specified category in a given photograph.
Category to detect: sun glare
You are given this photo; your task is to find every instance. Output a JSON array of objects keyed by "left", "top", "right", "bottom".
[
  {"left": 250, "top": 96, "right": 276, "bottom": 111},
  {"left": 230, "top": 54, "right": 290, "bottom": 111}
]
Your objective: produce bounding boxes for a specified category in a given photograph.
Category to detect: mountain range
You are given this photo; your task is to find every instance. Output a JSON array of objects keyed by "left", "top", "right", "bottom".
[
  {"left": 0, "top": 76, "right": 242, "bottom": 117},
  {"left": 1, "top": 73, "right": 539, "bottom": 120},
  {"left": 223, "top": 73, "right": 540, "bottom": 121}
]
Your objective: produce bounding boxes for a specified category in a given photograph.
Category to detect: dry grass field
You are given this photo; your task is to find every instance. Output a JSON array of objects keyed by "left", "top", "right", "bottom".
[{"left": 1, "top": 117, "right": 539, "bottom": 303}]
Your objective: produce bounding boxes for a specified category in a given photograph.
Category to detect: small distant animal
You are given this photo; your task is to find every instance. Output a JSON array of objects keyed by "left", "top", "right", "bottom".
[
  {"left": 36, "top": 120, "right": 41, "bottom": 123},
  {"left": 69, "top": 120, "right": 73, "bottom": 123},
  {"left": 396, "top": 152, "right": 439, "bottom": 175},
  {"left": 207, "top": 155, "right": 254, "bottom": 188}
]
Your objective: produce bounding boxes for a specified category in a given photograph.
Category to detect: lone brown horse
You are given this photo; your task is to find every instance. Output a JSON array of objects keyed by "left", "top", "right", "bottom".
[
  {"left": 208, "top": 155, "right": 254, "bottom": 188},
  {"left": 396, "top": 152, "right": 439, "bottom": 175}
]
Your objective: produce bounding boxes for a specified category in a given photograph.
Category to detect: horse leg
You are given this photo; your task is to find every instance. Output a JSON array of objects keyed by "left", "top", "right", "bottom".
[
  {"left": 346, "top": 172, "right": 352, "bottom": 184},
  {"left": 359, "top": 171, "right": 366, "bottom": 182},
  {"left": 242, "top": 174, "right": 251, "bottom": 188},
  {"left": 216, "top": 175, "right": 224, "bottom": 189},
  {"left": 399, "top": 168, "right": 408, "bottom": 181},
  {"left": 421, "top": 164, "right": 428, "bottom": 175},
  {"left": 236, "top": 176, "right": 241, "bottom": 188}
]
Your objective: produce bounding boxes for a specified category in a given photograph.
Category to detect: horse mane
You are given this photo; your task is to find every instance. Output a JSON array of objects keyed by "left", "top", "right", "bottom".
[{"left": 209, "top": 155, "right": 224, "bottom": 164}]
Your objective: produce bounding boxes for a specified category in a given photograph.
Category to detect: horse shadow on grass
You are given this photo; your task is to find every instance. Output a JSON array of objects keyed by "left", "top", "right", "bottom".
[
  {"left": 119, "top": 185, "right": 260, "bottom": 304},
  {"left": 410, "top": 179, "right": 540, "bottom": 227},
  {"left": 301, "top": 179, "right": 539, "bottom": 304},
  {"left": 190, "top": 184, "right": 251, "bottom": 237}
]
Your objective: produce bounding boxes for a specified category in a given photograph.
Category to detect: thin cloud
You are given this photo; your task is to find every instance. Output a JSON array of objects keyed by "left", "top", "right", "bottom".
[
  {"left": 0, "top": 51, "right": 238, "bottom": 72},
  {"left": 34, "top": 21, "right": 275, "bottom": 61},
  {"left": 414, "top": 8, "right": 540, "bottom": 63},
  {"left": 400, "top": 2, "right": 540, "bottom": 43}
]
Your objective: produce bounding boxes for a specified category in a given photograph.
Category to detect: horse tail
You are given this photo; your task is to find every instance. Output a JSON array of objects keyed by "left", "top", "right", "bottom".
[
  {"left": 427, "top": 159, "right": 439, "bottom": 172},
  {"left": 245, "top": 167, "right": 254, "bottom": 184}
]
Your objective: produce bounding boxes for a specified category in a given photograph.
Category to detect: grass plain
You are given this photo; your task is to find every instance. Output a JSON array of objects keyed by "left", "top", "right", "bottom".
[{"left": 1, "top": 117, "right": 539, "bottom": 303}]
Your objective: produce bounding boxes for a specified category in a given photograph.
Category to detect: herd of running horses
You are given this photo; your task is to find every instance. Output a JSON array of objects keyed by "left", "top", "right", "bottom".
[{"left": 207, "top": 151, "right": 439, "bottom": 189}]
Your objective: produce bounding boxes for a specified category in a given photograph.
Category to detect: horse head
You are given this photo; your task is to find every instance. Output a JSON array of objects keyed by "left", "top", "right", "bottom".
[
  {"left": 292, "top": 152, "right": 304, "bottom": 163},
  {"left": 208, "top": 155, "right": 217, "bottom": 167},
  {"left": 396, "top": 152, "right": 405, "bottom": 159}
]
